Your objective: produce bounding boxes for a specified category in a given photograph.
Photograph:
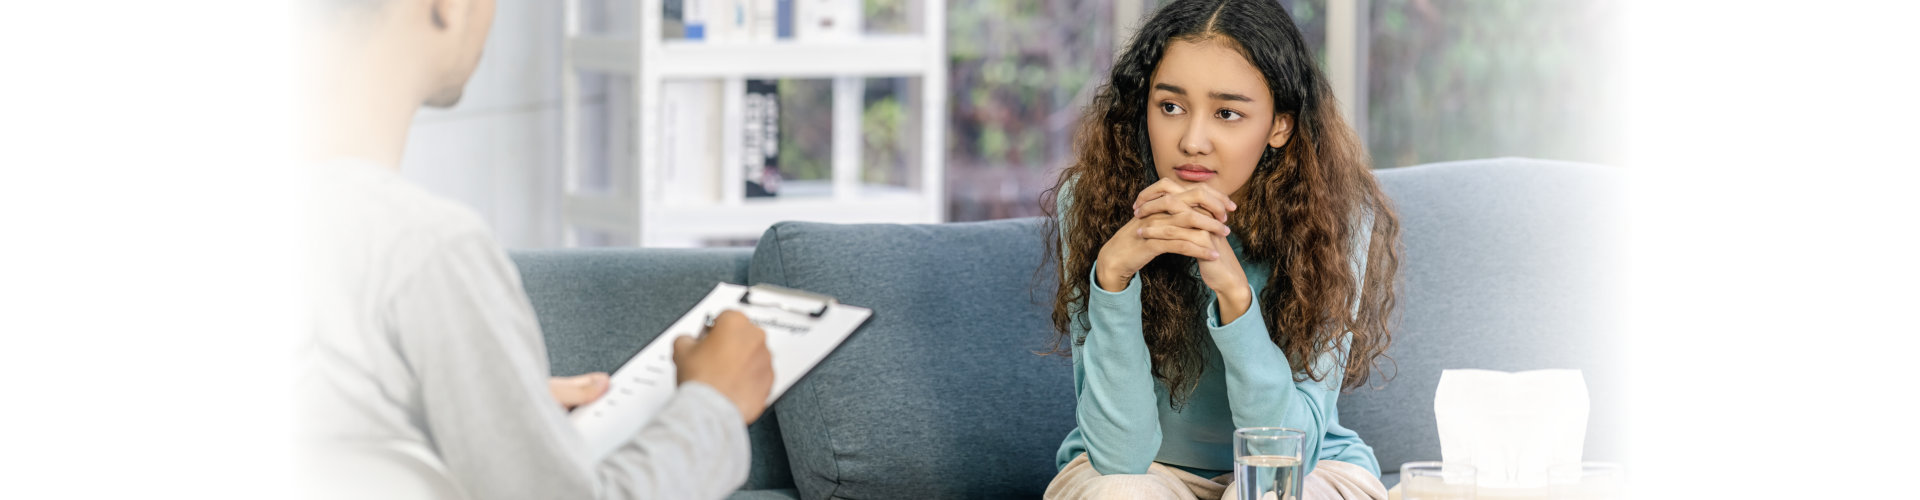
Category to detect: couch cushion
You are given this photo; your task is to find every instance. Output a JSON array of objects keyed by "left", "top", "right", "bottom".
[
  {"left": 752, "top": 217, "right": 1073, "bottom": 500},
  {"left": 1340, "top": 158, "right": 1627, "bottom": 474},
  {"left": 511, "top": 248, "right": 795, "bottom": 491}
]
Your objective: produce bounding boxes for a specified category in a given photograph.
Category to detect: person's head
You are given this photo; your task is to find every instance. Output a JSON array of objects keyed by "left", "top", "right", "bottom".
[
  {"left": 311, "top": 0, "right": 496, "bottom": 108},
  {"left": 1140, "top": 2, "right": 1311, "bottom": 205},
  {"left": 1045, "top": 0, "right": 1402, "bottom": 399}
]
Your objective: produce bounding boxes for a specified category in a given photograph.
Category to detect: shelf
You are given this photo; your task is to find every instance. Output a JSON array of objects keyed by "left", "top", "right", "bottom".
[
  {"left": 568, "top": 35, "right": 935, "bottom": 77},
  {"left": 561, "top": 0, "right": 946, "bottom": 247}
]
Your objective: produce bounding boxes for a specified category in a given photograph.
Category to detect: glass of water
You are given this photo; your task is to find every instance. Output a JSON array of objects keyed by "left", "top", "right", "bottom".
[
  {"left": 1234, "top": 427, "right": 1306, "bottom": 500},
  {"left": 1401, "top": 461, "right": 1477, "bottom": 500}
]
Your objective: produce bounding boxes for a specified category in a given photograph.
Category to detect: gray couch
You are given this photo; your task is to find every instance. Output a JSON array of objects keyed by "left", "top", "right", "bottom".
[{"left": 511, "top": 158, "right": 1625, "bottom": 499}]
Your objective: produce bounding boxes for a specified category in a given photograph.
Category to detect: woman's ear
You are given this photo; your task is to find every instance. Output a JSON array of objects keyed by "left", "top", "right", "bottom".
[{"left": 1268, "top": 113, "right": 1294, "bottom": 149}]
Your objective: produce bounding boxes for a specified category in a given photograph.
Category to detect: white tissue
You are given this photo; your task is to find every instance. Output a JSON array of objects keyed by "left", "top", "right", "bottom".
[{"left": 1434, "top": 369, "right": 1589, "bottom": 490}]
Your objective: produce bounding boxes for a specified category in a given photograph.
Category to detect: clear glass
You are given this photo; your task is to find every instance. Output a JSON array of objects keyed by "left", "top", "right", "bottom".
[
  {"left": 1401, "top": 461, "right": 1477, "bottom": 500},
  {"left": 1548, "top": 462, "right": 1625, "bottom": 500},
  {"left": 1234, "top": 427, "right": 1305, "bottom": 500}
]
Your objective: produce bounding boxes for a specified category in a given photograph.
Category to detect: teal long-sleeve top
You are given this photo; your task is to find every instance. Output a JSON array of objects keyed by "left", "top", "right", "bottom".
[{"left": 1051, "top": 189, "right": 1380, "bottom": 479}]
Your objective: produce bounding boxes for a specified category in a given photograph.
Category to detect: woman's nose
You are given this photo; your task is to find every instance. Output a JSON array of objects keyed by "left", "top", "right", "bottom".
[{"left": 1180, "top": 119, "right": 1213, "bottom": 156}]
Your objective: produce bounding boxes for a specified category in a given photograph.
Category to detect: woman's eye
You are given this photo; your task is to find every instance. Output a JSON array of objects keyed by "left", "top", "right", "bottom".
[
  {"left": 1217, "top": 109, "right": 1243, "bottom": 121},
  {"left": 1160, "top": 102, "right": 1185, "bottom": 115}
]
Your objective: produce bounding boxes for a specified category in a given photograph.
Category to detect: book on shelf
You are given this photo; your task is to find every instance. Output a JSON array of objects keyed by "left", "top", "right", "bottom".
[
  {"left": 749, "top": 0, "right": 777, "bottom": 43},
  {"left": 713, "top": 0, "right": 745, "bottom": 42},
  {"left": 669, "top": 0, "right": 848, "bottom": 42},
  {"left": 775, "top": 0, "right": 794, "bottom": 39},
  {"left": 742, "top": 79, "right": 781, "bottom": 198},
  {"left": 660, "top": 81, "right": 722, "bottom": 204},
  {"left": 676, "top": 0, "right": 704, "bottom": 40},
  {"left": 679, "top": 0, "right": 774, "bottom": 42}
]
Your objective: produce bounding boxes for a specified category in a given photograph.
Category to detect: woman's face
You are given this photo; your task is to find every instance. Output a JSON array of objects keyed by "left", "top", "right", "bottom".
[{"left": 1145, "top": 38, "right": 1293, "bottom": 204}]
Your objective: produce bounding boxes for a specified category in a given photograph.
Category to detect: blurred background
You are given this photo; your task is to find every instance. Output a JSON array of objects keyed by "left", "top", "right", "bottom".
[
  {"left": 7, "top": 2, "right": 1919, "bottom": 498},
  {"left": 407, "top": 0, "right": 1618, "bottom": 248}
]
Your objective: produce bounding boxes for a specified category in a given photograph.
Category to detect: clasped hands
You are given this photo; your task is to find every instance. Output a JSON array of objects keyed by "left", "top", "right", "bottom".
[{"left": 1094, "top": 179, "right": 1254, "bottom": 323}]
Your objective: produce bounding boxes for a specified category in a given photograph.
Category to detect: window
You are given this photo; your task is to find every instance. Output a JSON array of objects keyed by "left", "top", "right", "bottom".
[
  {"left": 1366, "top": 0, "right": 1618, "bottom": 168},
  {"left": 943, "top": 0, "right": 1615, "bottom": 223}
]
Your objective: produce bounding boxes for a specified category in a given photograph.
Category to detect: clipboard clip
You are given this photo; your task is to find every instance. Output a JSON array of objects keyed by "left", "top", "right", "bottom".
[
  {"left": 704, "top": 284, "right": 838, "bottom": 329},
  {"left": 741, "top": 284, "right": 835, "bottom": 318}
]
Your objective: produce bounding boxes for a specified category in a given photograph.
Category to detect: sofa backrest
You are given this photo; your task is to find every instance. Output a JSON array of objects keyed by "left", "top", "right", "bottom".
[
  {"left": 509, "top": 156, "right": 1626, "bottom": 495},
  {"left": 1342, "top": 158, "right": 1627, "bottom": 474},
  {"left": 512, "top": 247, "right": 796, "bottom": 491},
  {"left": 751, "top": 217, "right": 1072, "bottom": 500}
]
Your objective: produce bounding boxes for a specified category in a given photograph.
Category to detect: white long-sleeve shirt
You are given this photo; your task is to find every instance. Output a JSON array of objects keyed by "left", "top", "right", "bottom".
[{"left": 298, "top": 159, "right": 749, "bottom": 500}]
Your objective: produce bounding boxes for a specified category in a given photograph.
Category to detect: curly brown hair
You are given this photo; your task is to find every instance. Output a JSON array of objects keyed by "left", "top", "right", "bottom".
[{"left": 1042, "top": 0, "right": 1401, "bottom": 403}]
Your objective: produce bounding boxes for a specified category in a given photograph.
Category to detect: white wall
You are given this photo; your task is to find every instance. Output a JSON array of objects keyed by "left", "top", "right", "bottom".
[{"left": 401, "top": 0, "right": 564, "bottom": 249}]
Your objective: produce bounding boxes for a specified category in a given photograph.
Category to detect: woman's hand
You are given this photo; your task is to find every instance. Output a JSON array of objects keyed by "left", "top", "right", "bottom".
[
  {"left": 1095, "top": 179, "right": 1251, "bottom": 320},
  {"left": 1196, "top": 230, "right": 1253, "bottom": 323}
]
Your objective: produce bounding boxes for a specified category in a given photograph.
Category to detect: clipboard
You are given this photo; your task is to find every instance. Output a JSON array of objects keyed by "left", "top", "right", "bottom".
[{"left": 568, "top": 283, "right": 872, "bottom": 461}]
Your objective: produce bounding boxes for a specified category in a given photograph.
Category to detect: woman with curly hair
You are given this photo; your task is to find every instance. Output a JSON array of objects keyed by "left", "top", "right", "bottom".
[{"left": 1041, "top": 1, "right": 1401, "bottom": 498}]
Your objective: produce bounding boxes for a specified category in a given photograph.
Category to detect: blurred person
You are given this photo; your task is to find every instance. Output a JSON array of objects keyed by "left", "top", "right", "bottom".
[
  {"left": 1040, "top": 0, "right": 1400, "bottom": 498},
  {"left": 297, "top": 0, "right": 774, "bottom": 499}
]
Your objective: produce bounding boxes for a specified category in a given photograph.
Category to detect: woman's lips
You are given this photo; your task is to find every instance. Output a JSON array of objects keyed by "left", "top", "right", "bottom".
[{"left": 1174, "top": 165, "right": 1216, "bottom": 182}]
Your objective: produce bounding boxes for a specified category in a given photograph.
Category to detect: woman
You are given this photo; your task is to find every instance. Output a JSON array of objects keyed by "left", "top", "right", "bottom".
[{"left": 1041, "top": 1, "right": 1401, "bottom": 498}]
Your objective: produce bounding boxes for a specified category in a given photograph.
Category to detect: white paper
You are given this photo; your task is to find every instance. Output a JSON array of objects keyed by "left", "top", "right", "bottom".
[
  {"left": 1434, "top": 369, "right": 1589, "bottom": 490},
  {"left": 568, "top": 283, "right": 871, "bottom": 461}
]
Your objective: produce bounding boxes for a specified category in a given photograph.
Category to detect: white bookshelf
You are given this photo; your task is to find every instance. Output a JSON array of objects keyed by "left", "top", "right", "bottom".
[{"left": 560, "top": 1, "right": 947, "bottom": 247}]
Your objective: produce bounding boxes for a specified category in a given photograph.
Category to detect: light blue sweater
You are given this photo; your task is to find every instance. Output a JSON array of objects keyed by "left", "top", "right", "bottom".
[{"left": 1052, "top": 189, "right": 1380, "bottom": 479}]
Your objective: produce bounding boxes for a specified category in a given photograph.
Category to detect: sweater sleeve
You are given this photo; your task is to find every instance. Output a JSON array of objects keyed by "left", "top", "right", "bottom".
[
  {"left": 1204, "top": 296, "right": 1346, "bottom": 477},
  {"left": 394, "top": 229, "right": 750, "bottom": 500},
  {"left": 1204, "top": 213, "right": 1377, "bottom": 477},
  {"left": 1070, "top": 267, "right": 1164, "bottom": 475},
  {"left": 1057, "top": 182, "right": 1164, "bottom": 475}
]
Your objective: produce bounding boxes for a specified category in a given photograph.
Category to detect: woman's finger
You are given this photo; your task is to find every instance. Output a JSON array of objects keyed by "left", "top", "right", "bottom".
[
  {"left": 1138, "top": 187, "right": 1232, "bottom": 223},
  {"left": 1137, "top": 224, "right": 1198, "bottom": 242},
  {"left": 1136, "top": 191, "right": 1216, "bottom": 221},
  {"left": 1188, "top": 182, "right": 1238, "bottom": 213},
  {"left": 1132, "top": 178, "right": 1189, "bottom": 212},
  {"left": 1138, "top": 211, "right": 1230, "bottom": 238},
  {"left": 1134, "top": 193, "right": 1179, "bottom": 219},
  {"left": 1172, "top": 187, "right": 1234, "bottom": 222},
  {"left": 1145, "top": 237, "right": 1220, "bottom": 261},
  {"left": 1138, "top": 219, "right": 1219, "bottom": 257},
  {"left": 1176, "top": 210, "right": 1231, "bottom": 237}
]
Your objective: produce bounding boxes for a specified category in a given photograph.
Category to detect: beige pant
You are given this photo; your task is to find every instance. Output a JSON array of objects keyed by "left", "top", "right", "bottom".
[{"left": 1044, "top": 453, "right": 1387, "bottom": 500}]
